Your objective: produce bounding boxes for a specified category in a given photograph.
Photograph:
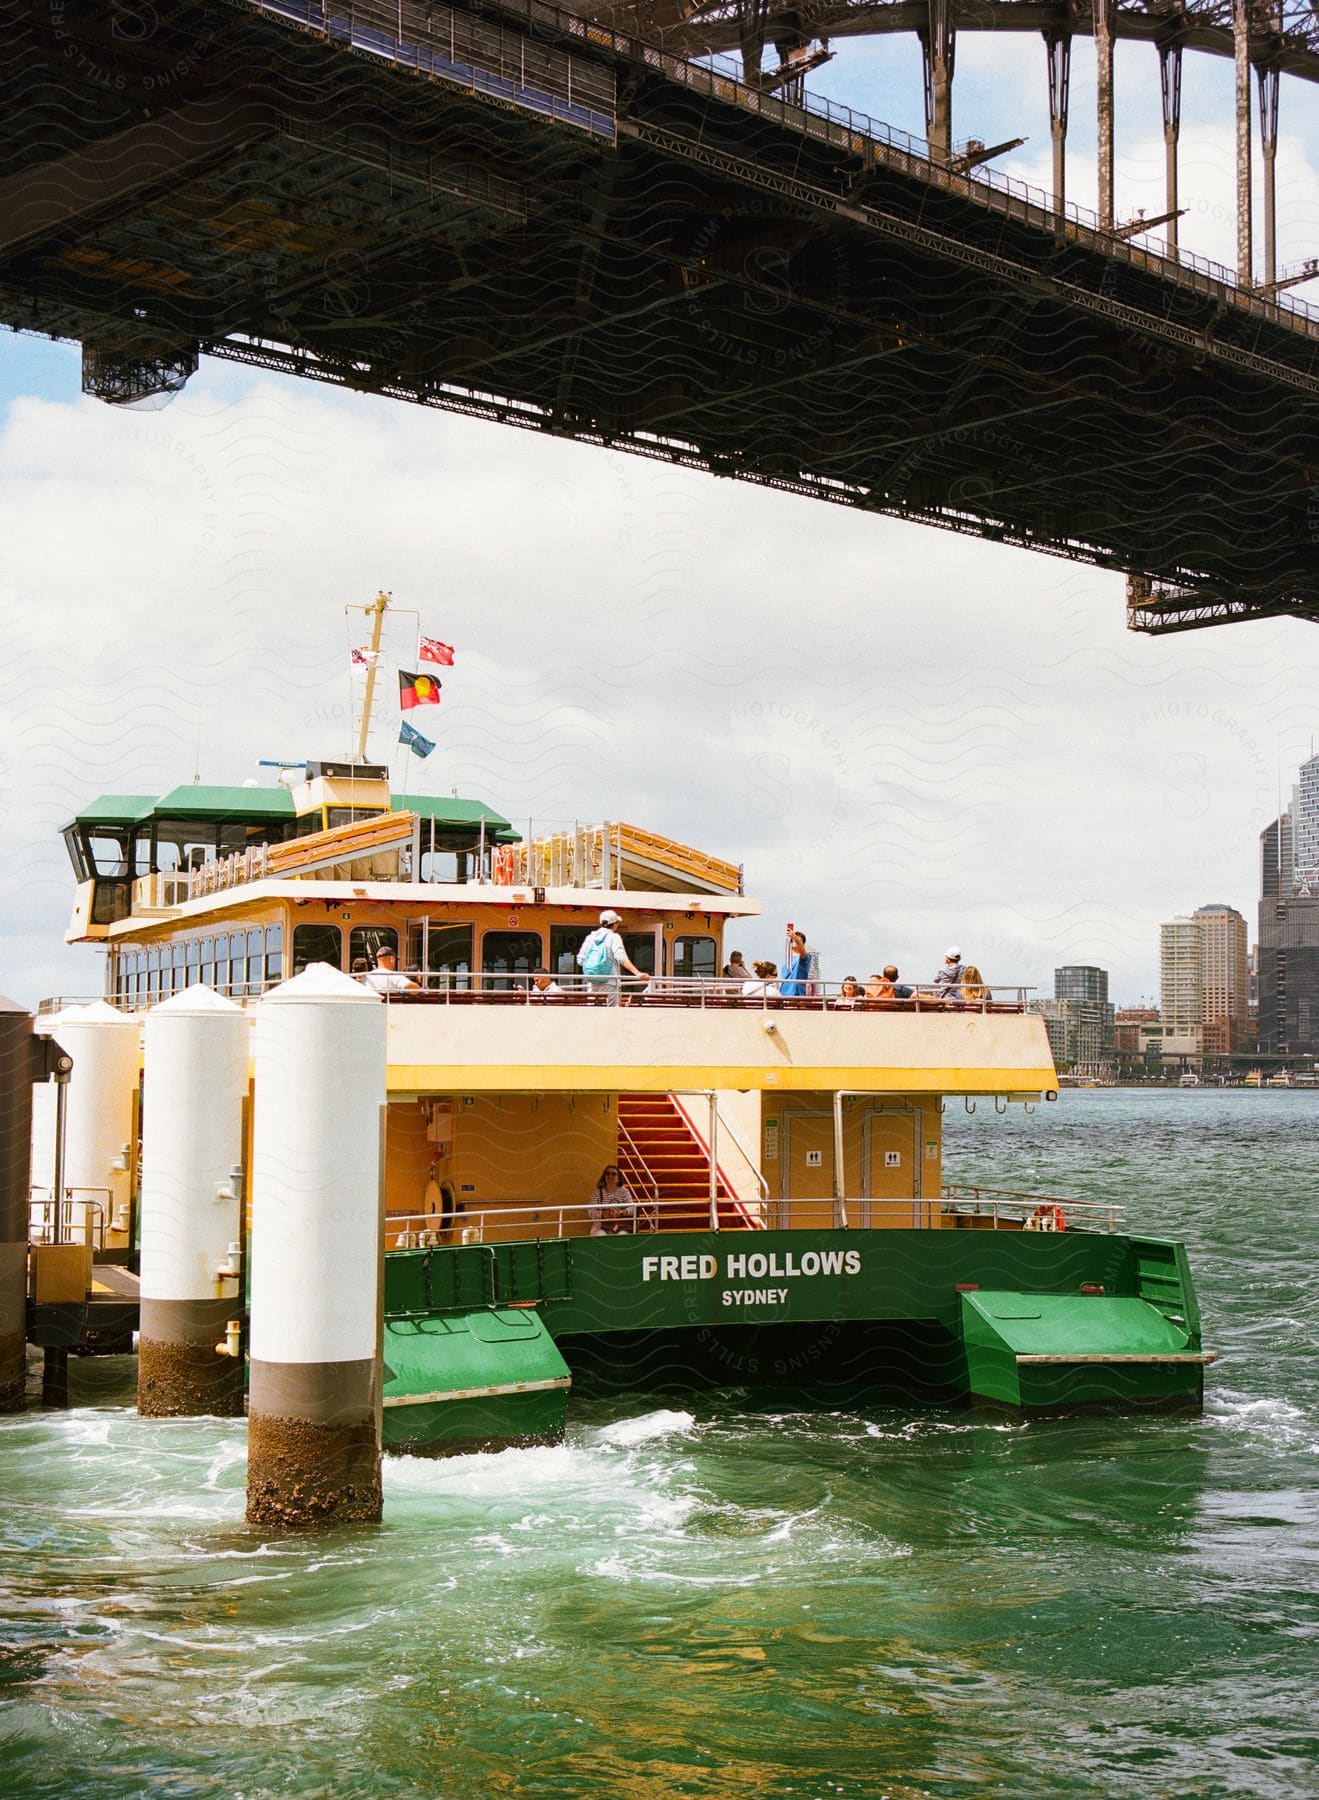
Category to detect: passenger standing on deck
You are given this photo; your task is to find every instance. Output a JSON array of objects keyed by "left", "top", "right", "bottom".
[
  {"left": 577, "top": 910, "right": 647, "bottom": 1005},
  {"left": 933, "top": 947, "right": 964, "bottom": 1003},
  {"left": 588, "top": 1165, "right": 637, "bottom": 1234},
  {"left": 363, "top": 946, "right": 419, "bottom": 995},
  {"left": 781, "top": 928, "right": 812, "bottom": 998}
]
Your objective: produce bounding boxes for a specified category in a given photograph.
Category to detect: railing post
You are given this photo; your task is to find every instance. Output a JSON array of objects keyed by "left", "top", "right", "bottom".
[{"left": 832, "top": 1091, "right": 848, "bottom": 1229}]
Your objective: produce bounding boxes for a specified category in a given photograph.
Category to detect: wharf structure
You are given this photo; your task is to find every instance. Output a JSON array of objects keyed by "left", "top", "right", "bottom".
[{"left": 11, "top": 758, "right": 1216, "bottom": 1483}]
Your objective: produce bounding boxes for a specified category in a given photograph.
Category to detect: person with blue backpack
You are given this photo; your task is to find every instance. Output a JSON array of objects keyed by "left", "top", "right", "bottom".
[{"left": 576, "top": 909, "right": 648, "bottom": 1005}]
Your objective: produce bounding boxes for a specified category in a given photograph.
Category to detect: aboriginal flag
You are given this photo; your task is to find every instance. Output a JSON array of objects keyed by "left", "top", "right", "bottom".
[{"left": 399, "top": 669, "right": 442, "bottom": 709}]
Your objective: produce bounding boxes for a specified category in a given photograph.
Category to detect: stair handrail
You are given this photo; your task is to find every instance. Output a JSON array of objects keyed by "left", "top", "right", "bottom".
[
  {"left": 670, "top": 1091, "right": 766, "bottom": 1228},
  {"left": 617, "top": 1115, "right": 662, "bottom": 1228}
]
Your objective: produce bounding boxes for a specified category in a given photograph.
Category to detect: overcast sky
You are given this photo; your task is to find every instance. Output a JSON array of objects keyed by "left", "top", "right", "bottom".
[{"left": 1, "top": 39, "right": 1315, "bottom": 1011}]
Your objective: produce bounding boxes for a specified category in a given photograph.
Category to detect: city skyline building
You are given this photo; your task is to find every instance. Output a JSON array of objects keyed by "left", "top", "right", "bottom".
[
  {"left": 1054, "top": 965, "right": 1109, "bottom": 1005},
  {"left": 1258, "top": 752, "right": 1319, "bottom": 1056},
  {"left": 1194, "top": 904, "right": 1249, "bottom": 1056},
  {"left": 1160, "top": 916, "right": 1203, "bottom": 1040},
  {"left": 1157, "top": 906, "right": 1248, "bottom": 1062},
  {"left": 1292, "top": 754, "right": 1319, "bottom": 889},
  {"left": 1030, "top": 966, "right": 1116, "bottom": 1068}
]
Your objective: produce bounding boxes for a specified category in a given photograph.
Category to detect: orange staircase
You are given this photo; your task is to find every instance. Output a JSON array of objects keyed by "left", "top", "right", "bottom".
[{"left": 616, "top": 1094, "right": 759, "bottom": 1231}]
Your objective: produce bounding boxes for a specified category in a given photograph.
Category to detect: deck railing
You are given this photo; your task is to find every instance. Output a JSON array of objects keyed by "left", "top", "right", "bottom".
[
  {"left": 383, "top": 1186, "right": 1116, "bottom": 1245},
  {"left": 941, "top": 1184, "right": 1125, "bottom": 1233},
  {"left": 365, "top": 972, "right": 1034, "bottom": 1013},
  {"left": 79, "top": 971, "right": 1036, "bottom": 1015}
]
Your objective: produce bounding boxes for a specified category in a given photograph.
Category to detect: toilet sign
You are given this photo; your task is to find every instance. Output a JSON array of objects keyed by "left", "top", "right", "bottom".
[
  {"left": 885, "top": 1151, "right": 901, "bottom": 1168},
  {"left": 805, "top": 1149, "right": 822, "bottom": 1167}
]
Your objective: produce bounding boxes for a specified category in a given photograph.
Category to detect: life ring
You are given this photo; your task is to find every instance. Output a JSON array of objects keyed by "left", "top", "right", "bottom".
[{"left": 1024, "top": 1203, "right": 1066, "bottom": 1233}]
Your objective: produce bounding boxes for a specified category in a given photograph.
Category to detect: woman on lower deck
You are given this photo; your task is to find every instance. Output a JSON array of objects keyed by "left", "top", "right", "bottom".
[{"left": 588, "top": 1165, "right": 637, "bottom": 1235}]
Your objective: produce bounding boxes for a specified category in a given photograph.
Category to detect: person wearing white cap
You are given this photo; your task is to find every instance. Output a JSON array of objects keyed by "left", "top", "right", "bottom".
[
  {"left": 933, "top": 946, "right": 964, "bottom": 1002},
  {"left": 576, "top": 909, "right": 648, "bottom": 1005}
]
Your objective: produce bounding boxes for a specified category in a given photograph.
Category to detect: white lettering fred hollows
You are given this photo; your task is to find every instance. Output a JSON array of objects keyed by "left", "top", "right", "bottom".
[{"left": 641, "top": 1250, "right": 861, "bottom": 1282}]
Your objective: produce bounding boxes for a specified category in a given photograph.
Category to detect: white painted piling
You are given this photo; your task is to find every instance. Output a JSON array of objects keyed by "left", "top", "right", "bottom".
[
  {"left": 138, "top": 986, "right": 248, "bottom": 1417},
  {"left": 34, "top": 1002, "right": 139, "bottom": 1247},
  {"left": 246, "top": 963, "right": 387, "bottom": 1528}
]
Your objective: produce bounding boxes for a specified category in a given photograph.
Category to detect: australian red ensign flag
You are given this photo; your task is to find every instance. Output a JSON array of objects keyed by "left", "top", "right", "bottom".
[
  {"left": 399, "top": 669, "right": 442, "bottom": 709},
  {"left": 418, "top": 636, "right": 455, "bottom": 666}
]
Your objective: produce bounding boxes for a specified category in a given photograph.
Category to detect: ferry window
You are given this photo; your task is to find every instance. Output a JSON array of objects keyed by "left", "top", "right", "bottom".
[
  {"left": 184, "top": 941, "right": 199, "bottom": 988},
  {"left": 200, "top": 938, "right": 214, "bottom": 988},
  {"left": 481, "top": 931, "right": 543, "bottom": 991},
  {"left": 293, "top": 811, "right": 324, "bottom": 838},
  {"left": 265, "top": 924, "right": 284, "bottom": 983},
  {"left": 247, "top": 928, "right": 264, "bottom": 994},
  {"left": 90, "top": 882, "right": 132, "bottom": 926},
  {"left": 350, "top": 926, "right": 398, "bottom": 969},
  {"left": 63, "top": 829, "right": 89, "bottom": 882},
  {"left": 153, "top": 823, "right": 219, "bottom": 874},
  {"left": 327, "top": 807, "right": 380, "bottom": 829},
  {"left": 84, "top": 830, "right": 131, "bottom": 876},
  {"left": 292, "top": 925, "right": 341, "bottom": 975},
  {"left": 230, "top": 931, "right": 247, "bottom": 996},
  {"left": 550, "top": 926, "right": 588, "bottom": 978},
  {"left": 428, "top": 925, "right": 473, "bottom": 990},
  {"left": 214, "top": 936, "right": 229, "bottom": 997},
  {"left": 147, "top": 948, "right": 161, "bottom": 1004},
  {"left": 673, "top": 935, "right": 717, "bottom": 981},
  {"left": 624, "top": 932, "right": 657, "bottom": 976}
]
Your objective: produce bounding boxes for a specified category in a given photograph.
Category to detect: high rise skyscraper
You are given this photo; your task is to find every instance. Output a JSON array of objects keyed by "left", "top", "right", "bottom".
[
  {"left": 1034, "top": 966, "right": 1116, "bottom": 1067},
  {"left": 1260, "top": 813, "right": 1294, "bottom": 902},
  {"left": 1159, "top": 909, "right": 1249, "bottom": 1058},
  {"left": 1259, "top": 756, "right": 1319, "bottom": 1055},
  {"left": 1194, "top": 905, "right": 1249, "bottom": 1056},
  {"left": 1054, "top": 966, "right": 1109, "bottom": 1004},
  {"left": 1160, "top": 917, "right": 1202, "bottom": 1038},
  {"left": 1293, "top": 754, "right": 1319, "bottom": 889}
]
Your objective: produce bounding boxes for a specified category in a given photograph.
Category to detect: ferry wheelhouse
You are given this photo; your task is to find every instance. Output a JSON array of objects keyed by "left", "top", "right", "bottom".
[{"left": 55, "top": 758, "right": 1214, "bottom": 1448}]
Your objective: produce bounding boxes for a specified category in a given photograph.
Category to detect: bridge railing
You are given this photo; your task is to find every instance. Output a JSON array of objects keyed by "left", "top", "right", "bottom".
[{"left": 251, "top": 0, "right": 1315, "bottom": 328}]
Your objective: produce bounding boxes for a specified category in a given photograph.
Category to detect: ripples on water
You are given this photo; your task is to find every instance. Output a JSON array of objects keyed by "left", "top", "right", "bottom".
[{"left": 1, "top": 1093, "right": 1316, "bottom": 1800}]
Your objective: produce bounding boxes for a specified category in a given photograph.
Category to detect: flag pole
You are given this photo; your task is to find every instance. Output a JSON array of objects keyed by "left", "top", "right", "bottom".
[{"left": 356, "top": 590, "right": 390, "bottom": 762}]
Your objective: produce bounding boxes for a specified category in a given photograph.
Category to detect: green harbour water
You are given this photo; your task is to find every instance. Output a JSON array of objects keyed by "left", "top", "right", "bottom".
[{"left": 1, "top": 1090, "right": 1316, "bottom": 1799}]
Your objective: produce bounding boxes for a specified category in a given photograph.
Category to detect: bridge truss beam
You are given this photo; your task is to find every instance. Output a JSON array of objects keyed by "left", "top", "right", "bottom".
[{"left": 0, "top": 0, "right": 1315, "bottom": 636}]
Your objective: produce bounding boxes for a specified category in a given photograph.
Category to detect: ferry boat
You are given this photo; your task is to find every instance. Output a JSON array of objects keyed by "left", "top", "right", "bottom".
[{"left": 39, "top": 623, "right": 1215, "bottom": 1447}]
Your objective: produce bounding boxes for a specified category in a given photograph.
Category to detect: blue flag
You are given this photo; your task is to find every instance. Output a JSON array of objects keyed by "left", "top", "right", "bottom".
[{"left": 399, "top": 720, "right": 435, "bottom": 759}]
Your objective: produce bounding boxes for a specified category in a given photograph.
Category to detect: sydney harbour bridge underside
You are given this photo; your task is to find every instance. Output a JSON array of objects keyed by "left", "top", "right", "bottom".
[{"left": 0, "top": 0, "right": 1316, "bottom": 633}]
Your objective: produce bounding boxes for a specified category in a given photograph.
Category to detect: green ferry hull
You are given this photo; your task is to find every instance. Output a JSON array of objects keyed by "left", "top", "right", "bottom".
[{"left": 381, "top": 1229, "right": 1211, "bottom": 1449}]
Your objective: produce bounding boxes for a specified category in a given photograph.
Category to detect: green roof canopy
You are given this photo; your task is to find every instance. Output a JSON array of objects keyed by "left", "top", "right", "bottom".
[
  {"left": 66, "top": 796, "right": 156, "bottom": 828},
  {"left": 393, "top": 795, "right": 519, "bottom": 842},
  {"left": 153, "top": 785, "right": 295, "bottom": 819},
  {"left": 66, "top": 788, "right": 516, "bottom": 837}
]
